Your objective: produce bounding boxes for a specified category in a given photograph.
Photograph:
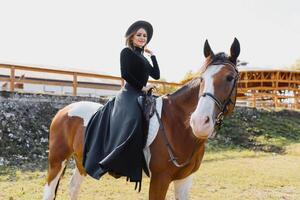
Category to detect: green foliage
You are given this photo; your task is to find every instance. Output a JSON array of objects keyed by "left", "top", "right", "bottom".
[
  {"left": 154, "top": 78, "right": 178, "bottom": 95},
  {"left": 207, "top": 107, "right": 300, "bottom": 153},
  {"left": 180, "top": 70, "right": 199, "bottom": 84}
]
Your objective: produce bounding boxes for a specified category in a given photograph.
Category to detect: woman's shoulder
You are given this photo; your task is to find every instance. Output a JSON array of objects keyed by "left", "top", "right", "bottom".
[
  {"left": 120, "top": 47, "right": 140, "bottom": 62},
  {"left": 121, "top": 47, "right": 134, "bottom": 55}
]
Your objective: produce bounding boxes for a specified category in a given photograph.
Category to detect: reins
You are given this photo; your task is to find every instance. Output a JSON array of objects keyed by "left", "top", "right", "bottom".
[
  {"left": 153, "top": 61, "right": 239, "bottom": 168},
  {"left": 154, "top": 109, "right": 197, "bottom": 168}
]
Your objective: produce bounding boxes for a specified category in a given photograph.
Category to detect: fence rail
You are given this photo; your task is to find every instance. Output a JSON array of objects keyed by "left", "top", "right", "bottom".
[
  {"left": 0, "top": 64, "right": 182, "bottom": 96},
  {"left": 1, "top": 64, "right": 299, "bottom": 109},
  {"left": 237, "top": 69, "right": 300, "bottom": 109}
]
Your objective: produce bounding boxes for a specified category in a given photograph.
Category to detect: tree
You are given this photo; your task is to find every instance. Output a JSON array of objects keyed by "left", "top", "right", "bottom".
[
  {"left": 154, "top": 78, "right": 178, "bottom": 95},
  {"left": 291, "top": 58, "right": 300, "bottom": 70},
  {"left": 180, "top": 70, "right": 199, "bottom": 84}
]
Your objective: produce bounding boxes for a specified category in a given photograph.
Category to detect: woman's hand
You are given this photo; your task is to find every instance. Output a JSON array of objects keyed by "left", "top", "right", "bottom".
[
  {"left": 142, "top": 84, "right": 156, "bottom": 93},
  {"left": 144, "top": 47, "right": 154, "bottom": 56}
]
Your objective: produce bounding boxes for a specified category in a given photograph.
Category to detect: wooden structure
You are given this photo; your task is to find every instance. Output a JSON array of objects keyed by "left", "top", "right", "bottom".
[
  {"left": 0, "top": 63, "right": 299, "bottom": 109},
  {"left": 237, "top": 69, "right": 300, "bottom": 109},
  {"left": 0, "top": 64, "right": 181, "bottom": 96}
]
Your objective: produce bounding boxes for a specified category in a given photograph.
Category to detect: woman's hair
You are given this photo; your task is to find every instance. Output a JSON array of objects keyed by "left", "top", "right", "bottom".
[
  {"left": 125, "top": 28, "right": 147, "bottom": 50},
  {"left": 125, "top": 31, "right": 136, "bottom": 49}
]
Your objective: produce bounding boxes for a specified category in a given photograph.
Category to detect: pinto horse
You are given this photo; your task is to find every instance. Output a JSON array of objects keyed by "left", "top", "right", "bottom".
[{"left": 43, "top": 38, "right": 240, "bottom": 200}]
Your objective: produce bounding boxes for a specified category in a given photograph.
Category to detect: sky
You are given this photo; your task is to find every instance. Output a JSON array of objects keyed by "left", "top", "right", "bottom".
[{"left": 0, "top": 0, "right": 299, "bottom": 82}]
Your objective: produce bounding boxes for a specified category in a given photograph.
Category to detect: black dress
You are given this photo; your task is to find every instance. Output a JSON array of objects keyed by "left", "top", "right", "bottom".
[{"left": 82, "top": 46, "right": 160, "bottom": 185}]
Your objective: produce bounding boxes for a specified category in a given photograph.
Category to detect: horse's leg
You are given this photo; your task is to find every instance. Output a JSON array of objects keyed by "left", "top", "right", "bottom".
[
  {"left": 69, "top": 167, "right": 84, "bottom": 200},
  {"left": 69, "top": 125, "right": 86, "bottom": 200},
  {"left": 69, "top": 150, "right": 86, "bottom": 200},
  {"left": 43, "top": 159, "right": 67, "bottom": 200},
  {"left": 44, "top": 112, "right": 73, "bottom": 200},
  {"left": 149, "top": 175, "right": 171, "bottom": 200},
  {"left": 173, "top": 175, "right": 193, "bottom": 200}
]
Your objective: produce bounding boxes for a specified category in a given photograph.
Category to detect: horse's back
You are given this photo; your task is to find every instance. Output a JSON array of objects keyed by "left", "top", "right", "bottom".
[
  {"left": 67, "top": 101, "right": 103, "bottom": 126},
  {"left": 50, "top": 101, "right": 102, "bottom": 134}
]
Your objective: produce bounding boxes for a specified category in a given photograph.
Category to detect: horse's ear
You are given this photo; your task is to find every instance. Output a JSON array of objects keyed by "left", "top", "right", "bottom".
[
  {"left": 204, "top": 39, "right": 214, "bottom": 58},
  {"left": 229, "top": 38, "right": 240, "bottom": 63}
]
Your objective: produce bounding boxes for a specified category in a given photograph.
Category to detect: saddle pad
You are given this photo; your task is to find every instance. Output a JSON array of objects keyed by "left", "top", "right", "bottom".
[{"left": 143, "top": 97, "right": 163, "bottom": 173}]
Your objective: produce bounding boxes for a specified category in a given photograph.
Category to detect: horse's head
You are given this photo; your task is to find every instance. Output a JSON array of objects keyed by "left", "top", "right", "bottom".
[{"left": 190, "top": 38, "right": 240, "bottom": 139}]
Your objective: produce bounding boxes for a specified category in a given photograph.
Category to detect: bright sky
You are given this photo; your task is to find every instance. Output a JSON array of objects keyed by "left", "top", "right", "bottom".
[{"left": 0, "top": 0, "right": 299, "bottom": 82}]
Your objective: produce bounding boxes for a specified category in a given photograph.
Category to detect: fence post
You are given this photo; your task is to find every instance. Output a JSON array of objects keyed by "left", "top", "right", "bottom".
[
  {"left": 163, "top": 83, "right": 166, "bottom": 94},
  {"left": 252, "top": 93, "right": 256, "bottom": 108},
  {"left": 295, "top": 93, "right": 299, "bottom": 109},
  {"left": 73, "top": 73, "right": 77, "bottom": 96},
  {"left": 10, "top": 66, "right": 15, "bottom": 92},
  {"left": 274, "top": 96, "right": 278, "bottom": 108}
]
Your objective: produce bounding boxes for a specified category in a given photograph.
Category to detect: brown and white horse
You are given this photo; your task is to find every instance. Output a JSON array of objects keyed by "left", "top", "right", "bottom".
[{"left": 43, "top": 38, "right": 240, "bottom": 200}]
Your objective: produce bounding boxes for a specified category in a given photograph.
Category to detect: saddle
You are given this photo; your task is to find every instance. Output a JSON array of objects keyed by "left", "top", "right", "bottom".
[{"left": 137, "top": 88, "right": 156, "bottom": 121}]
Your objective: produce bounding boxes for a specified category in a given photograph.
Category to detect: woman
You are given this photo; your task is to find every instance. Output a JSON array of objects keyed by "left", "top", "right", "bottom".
[{"left": 83, "top": 20, "right": 160, "bottom": 189}]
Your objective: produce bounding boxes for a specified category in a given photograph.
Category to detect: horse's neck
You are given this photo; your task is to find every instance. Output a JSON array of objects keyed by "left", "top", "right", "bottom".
[
  {"left": 162, "top": 79, "right": 202, "bottom": 158},
  {"left": 169, "top": 79, "right": 201, "bottom": 117}
]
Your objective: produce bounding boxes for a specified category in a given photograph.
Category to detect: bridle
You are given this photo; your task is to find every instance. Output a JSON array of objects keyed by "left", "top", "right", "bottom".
[
  {"left": 199, "top": 61, "right": 239, "bottom": 130},
  {"left": 153, "top": 61, "right": 239, "bottom": 168}
]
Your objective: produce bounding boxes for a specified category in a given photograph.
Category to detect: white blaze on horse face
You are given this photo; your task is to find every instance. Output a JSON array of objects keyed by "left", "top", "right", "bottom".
[
  {"left": 190, "top": 65, "right": 223, "bottom": 139},
  {"left": 67, "top": 101, "right": 102, "bottom": 126}
]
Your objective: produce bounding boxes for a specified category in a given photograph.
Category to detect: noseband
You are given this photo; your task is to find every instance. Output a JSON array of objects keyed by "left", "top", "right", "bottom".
[
  {"left": 154, "top": 61, "right": 239, "bottom": 168},
  {"left": 200, "top": 61, "right": 239, "bottom": 130}
]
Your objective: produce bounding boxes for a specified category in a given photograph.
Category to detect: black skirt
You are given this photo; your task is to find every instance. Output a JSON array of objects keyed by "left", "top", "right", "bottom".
[{"left": 82, "top": 83, "right": 149, "bottom": 183}]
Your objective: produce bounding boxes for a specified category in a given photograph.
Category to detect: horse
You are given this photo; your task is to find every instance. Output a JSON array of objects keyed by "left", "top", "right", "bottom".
[{"left": 43, "top": 38, "right": 240, "bottom": 200}]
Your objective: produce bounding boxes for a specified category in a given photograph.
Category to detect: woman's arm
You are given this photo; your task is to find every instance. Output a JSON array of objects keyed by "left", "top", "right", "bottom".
[
  {"left": 145, "top": 55, "right": 160, "bottom": 80},
  {"left": 149, "top": 56, "right": 160, "bottom": 79},
  {"left": 144, "top": 48, "right": 160, "bottom": 80}
]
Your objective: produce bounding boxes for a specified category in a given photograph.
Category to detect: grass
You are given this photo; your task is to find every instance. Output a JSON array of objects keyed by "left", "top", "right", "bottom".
[
  {"left": 1, "top": 107, "right": 299, "bottom": 199},
  {"left": 207, "top": 107, "right": 300, "bottom": 153},
  {"left": 1, "top": 144, "right": 300, "bottom": 200}
]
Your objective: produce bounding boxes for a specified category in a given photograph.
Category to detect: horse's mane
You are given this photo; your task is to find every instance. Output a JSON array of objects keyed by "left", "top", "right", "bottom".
[
  {"left": 211, "top": 52, "right": 231, "bottom": 63},
  {"left": 170, "top": 52, "right": 231, "bottom": 98},
  {"left": 170, "top": 77, "right": 201, "bottom": 98}
]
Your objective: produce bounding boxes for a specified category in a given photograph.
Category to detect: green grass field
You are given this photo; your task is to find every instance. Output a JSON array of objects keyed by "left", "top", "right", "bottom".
[
  {"left": 1, "top": 143, "right": 300, "bottom": 200},
  {"left": 1, "top": 107, "right": 300, "bottom": 199}
]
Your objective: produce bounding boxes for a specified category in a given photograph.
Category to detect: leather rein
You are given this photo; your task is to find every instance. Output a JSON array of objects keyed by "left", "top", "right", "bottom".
[{"left": 154, "top": 61, "right": 239, "bottom": 168}]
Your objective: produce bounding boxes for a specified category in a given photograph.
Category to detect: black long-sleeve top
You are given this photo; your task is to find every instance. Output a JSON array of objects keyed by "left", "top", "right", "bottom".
[{"left": 120, "top": 47, "right": 160, "bottom": 90}]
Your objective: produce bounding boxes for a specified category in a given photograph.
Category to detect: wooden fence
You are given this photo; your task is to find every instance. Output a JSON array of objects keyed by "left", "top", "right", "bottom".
[
  {"left": 237, "top": 69, "right": 300, "bottom": 109},
  {"left": 0, "top": 64, "right": 299, "bottom": 109},
  {"left": 0, "top": 64, "right": 182, "bottom": 96}
]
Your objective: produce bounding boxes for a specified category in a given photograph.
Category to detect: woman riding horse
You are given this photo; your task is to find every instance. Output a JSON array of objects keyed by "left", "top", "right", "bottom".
[
  {"left": 82, "top": 20, "right": 160, "bottom": 187},
  {"left": 43, "top": 37, "right": 240, "bottom": 200}
]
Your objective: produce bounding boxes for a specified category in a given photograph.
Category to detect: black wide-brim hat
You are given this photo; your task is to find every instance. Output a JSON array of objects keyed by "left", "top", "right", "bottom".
[{"left": 125, "top": 20, "right": 153, "bottom": 44}]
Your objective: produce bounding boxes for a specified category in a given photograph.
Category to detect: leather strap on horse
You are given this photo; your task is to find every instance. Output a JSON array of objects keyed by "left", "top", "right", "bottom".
[
  {"left": 200, "top": 61, "right": 239, "bottom": 130},
  {"left": 154, "top": 109, "right": 197, "bottom": 168},
  {"left": 152, "top": 61, "right": 238, "bottom": 168}
]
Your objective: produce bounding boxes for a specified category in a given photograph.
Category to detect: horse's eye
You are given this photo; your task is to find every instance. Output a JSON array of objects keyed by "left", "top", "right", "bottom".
[
  {"left": 226, "top": 75, "right": 234, "bottom": 82},
  {"left": 200, "top": 77, "right": 204, "bottom": 82}
]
